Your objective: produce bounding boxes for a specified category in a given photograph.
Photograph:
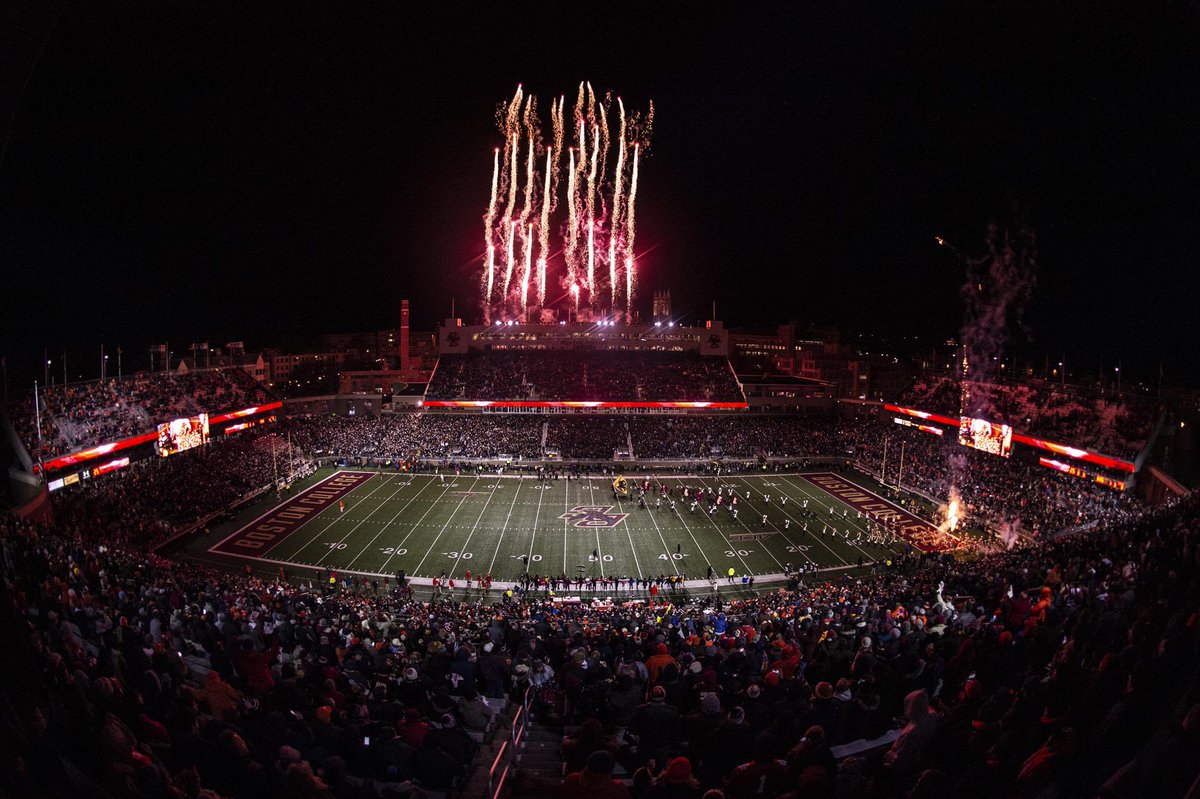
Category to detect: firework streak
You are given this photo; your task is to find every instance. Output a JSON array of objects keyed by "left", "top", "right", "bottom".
[
  {"left": 210, "top": 471, "right": 374, "bottom": 556},
  {"left": 480, "top": 83, "right": 652, "bottom": 322},
  {"left": 798, "top": 473, "right": 962, "bottom": 553}
]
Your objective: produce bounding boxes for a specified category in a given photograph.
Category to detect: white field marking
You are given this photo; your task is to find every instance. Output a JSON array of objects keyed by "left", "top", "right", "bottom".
[
  {"left": 313, "top": 476, "right": 415, "bottom": 565},
  {"left": 679, "top": 477, "right": 756, "bottom": 576},
  {"left": 693, "top": 475, "right": 788, "bottom": 573},
  {"left": 523, "top": 476, "right": 548, "bottom": 569},
  {"left": 282, "top": 473, "right": 401, "bottom": 563},
  {"left": 487, "top": 477, "right": 526, "bottom": 574},
  {"left": 780, "top": 474, "right": 903, "bottom": 559},
  {"left": 608, "top": 485, "right": 645, "bottom": 580},
  {"left": 343, "top": 476, "right": 438, "bottom": 569},
  {"left": 377, "top": 477, "right": 461, "bottom": 574},
  {"left": 583, "top": 478, "right": 607, "bottom": 578},
  {"left": 413, "top": 476, "right": 487, "bottom": 575},
  {"left": 446, "top": 475, "right": 506, "bottom": 575}
]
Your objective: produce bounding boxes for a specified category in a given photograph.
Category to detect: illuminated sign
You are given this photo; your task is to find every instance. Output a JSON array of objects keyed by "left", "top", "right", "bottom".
[
  {"left": 893, "top": 417, "right": 945, "bottom": 436},
  {"left": 958, "top": 416, "right": 1013, "bottom": 458},
  {"left": 92, "top": 457, "right": 131, "bottom": 477},
  {"left": 885, "top": 403, "right": 1136, "bottom": 473},
  {"left": 35, "top": 402, "right": 283, "bottom": 473},
  {"left": 1039, "top": 457, "right": 1126, "bottom": 491},
  {"left": 421, "top": 400, "right": 748, "bottom": 409},
  {"left": 157, "top": 414, "right": 210, "bottom": 457}
]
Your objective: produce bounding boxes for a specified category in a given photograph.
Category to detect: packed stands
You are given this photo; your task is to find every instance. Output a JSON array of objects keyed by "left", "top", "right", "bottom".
[
  {"left": 285, "top": 414, "right": 545, "bottom": 461},
  {"left": 52, "top": 432, "right": 306, "bottom": 548},
  {"left": 1, "top": 478, "right": 1195, "bottom": 797},
  {"left": 4, "top": 369, "right": 275, "bottom": 461},
  {"left": 426, "top": 351, "right": 744, "bottom": 402},
  {"left": 34, "top": 413, "right": 1138, "bottom": 552},
  {"left": 545, "top": 415, "right": 629, "bottom": 460},
  {"left": 852, "top": 424, "right": 1132, "bottom": 535},
  {"left": 896, "top": 375, "right": 1159, "bottom": 460}
]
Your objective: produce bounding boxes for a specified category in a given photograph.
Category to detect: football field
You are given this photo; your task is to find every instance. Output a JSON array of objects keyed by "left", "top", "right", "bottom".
[{"left": 207, "top": 468, "right": 946, "bottom": 586}]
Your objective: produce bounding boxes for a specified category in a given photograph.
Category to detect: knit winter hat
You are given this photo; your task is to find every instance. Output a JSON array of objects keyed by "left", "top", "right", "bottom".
[{"left": 664, "top": 756, "right": 692, "bottom": 784}]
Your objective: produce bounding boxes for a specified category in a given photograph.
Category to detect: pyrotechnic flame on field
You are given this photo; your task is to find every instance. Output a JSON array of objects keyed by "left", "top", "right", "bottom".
[
  {"left": 939, "top": 488, "right": 962, "bottom": 534},
  {"left": 480, "top": 83, "right": 652, "bottom": 320}
]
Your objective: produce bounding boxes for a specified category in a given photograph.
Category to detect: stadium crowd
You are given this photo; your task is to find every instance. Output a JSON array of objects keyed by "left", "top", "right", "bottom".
[
  {"left": 51, "top": 433, "right": 305, "bottom": 549},
  {"left": 426, "top": 351, "right": 744, "bottom": 403},
  {"left": 5, "top": 370, "right": 275, "bottom": 461},
  {"left": 285, "top": 415, "right": 545, "bottom": 462},
  {"left": 852, "top": 426, "right": 1133, "bottom": 536},
  {"left": 2, "top": 482, "right": 1196, "bottom": 798},
  {"left": 26, "top": 411, "right": 1139, "bottom": 556},
  {"left": 897, "top": 376, "right": 1157, "bottom": 460}
]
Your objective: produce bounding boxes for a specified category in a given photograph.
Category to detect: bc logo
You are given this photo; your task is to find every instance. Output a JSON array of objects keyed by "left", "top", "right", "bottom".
[{"left": 559, "top": 505, "right": 628, "bottom": 528}]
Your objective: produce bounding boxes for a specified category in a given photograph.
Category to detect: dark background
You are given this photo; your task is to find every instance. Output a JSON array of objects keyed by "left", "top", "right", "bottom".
[{"left": 2, "top": 2, "right": 1199, "bottom": 387}]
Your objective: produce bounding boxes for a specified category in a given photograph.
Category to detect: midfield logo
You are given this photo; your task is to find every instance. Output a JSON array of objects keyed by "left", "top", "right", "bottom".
[{"left": 560, "top": 505, "right": 628, "bottom": 528}]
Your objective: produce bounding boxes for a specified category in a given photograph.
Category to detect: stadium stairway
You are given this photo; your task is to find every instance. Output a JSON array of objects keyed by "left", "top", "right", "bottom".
[
  {"left": 456, "top": 696, "right": 522, "bottom": 799},
  {"left": 505, "top": 722, "right": 566, "bottom": 799},
  {"left": 500, "top": 708, "right": 634, "bottom": 799}
]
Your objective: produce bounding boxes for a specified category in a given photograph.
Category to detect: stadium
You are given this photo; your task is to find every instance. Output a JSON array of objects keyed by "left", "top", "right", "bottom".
[{"left": 3, "top": 8, "right": 1200, "bottom": 799}]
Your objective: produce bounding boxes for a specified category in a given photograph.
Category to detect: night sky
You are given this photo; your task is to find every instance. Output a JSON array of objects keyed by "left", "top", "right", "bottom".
[{"left": 3, "top": 3, "right": 1199, "bottom": 386}]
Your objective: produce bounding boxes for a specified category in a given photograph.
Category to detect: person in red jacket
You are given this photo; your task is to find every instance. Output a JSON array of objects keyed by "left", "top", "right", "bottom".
[
  {"left": 562, "top": 750, "right": 631, "bottom": 799},
  {"left": 233, "top": 639, "right": 278, "bottom": 696}
]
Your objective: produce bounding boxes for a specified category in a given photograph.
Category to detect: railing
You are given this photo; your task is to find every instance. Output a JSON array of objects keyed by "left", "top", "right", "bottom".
[
  {"left": 489, "top": 761, "right": 509, "bottom": 799},
  {"left": 490, "top": 688, "right": 532, "bottom": 799},
  {"left": 487, "top": 740, "right": 508, "bottom": 797},
  {"left": 511, "top": 704, "right": 526, "bottom": 749}
]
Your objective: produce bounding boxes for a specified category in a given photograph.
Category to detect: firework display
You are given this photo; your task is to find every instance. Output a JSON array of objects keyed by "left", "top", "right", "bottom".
[{"left": 480, "top": 84, "right": 653, "bottom": 322}]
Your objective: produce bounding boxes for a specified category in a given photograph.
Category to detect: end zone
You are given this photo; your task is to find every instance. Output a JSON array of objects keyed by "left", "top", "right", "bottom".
[
  {"left": 209, "top": 471, "right": 375, "bottom": 557},
  {"left": 798, "top": 472, "right": 960, "bottom": 552}
]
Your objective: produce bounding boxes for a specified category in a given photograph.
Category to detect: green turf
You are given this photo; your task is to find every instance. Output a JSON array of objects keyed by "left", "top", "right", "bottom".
[{"left": 210, "top": 469, "right": 912, "bottom": 584}]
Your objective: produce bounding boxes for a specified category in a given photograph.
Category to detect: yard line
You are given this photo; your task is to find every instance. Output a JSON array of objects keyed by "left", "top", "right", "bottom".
[
  {"left": 657, "top": 487, "right": 716, "bottom": 577},
  {"left": 487, "top": 477, "right": 526, "bottom": 574},
  {"left": 694, "top": 476, "right": 788, "bottom": 573},
  {"left": 280, "top": 472, "right": 398, "bottom": 562},
  {"left": 446, "top": 479, "right": 505, "bottom": 579},
  {"left": 676, "top": 477, "right": 755, "bottom": 576},
  {"left": 377, "top": 477, "right": 459, "bottom": 574},
  {"left": 412, "top": 477, "right": 485, "bottom": 575},
  {"left": 728, "top": 476, "right": 831, "bottom": 566},
  {"left": 314, "top": 476, "right": 415, "bottom": 565},
  {"left": 343, "top": 476, "right": 436, "bottom": 569},
  {"left": 584, "top": 479, "right": 607, "bottom": 578},
  {"left": 780, "top": 475, "right": 902, "bottom": 560},
  {"left": 562, "top": 479, "right": 571, "bottom": 574},
  {"left": 524, "top": 476, "right": 548, "bottom": 567},
  {"left": 624, "top": 482, "right": 679, "bottom": 577},
  {"left": 609, "top": 488, "right": 645, "bottom": 580}
]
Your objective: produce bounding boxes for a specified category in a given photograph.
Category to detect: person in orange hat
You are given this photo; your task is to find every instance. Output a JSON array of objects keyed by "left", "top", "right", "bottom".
[{"left": 646, "top": 642, "right": 674, "bottom": 682}]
